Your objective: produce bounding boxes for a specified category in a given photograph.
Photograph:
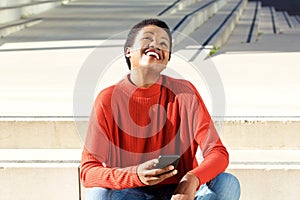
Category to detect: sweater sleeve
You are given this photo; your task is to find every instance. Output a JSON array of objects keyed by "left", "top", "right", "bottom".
[
  {"left": 80, "top": 148, "right": 144, "bottom": 189},
  {"left": 188, "top": 84, "right": 229, "bottom": 185},
  {"left": 80, "top": 92, "right": 144, "bottom": 189}
]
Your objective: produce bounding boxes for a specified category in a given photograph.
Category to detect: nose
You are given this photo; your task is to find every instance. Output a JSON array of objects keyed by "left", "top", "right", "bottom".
[
  {"left": 148, "top": 40, "right": 160, "bottom": 50},
  {"left": 149, "top": 45, "right": 160, "bottom": 51}
]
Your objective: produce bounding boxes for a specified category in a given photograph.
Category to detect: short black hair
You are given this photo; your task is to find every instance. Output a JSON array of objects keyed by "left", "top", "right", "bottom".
[{"left": 124, "top": 18, "right": 172, "bottom": 69}]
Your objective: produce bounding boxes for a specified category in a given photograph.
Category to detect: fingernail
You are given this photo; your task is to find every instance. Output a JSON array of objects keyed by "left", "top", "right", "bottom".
[{"left": 173, "top": 170, "right": 177, "bottom": 175}]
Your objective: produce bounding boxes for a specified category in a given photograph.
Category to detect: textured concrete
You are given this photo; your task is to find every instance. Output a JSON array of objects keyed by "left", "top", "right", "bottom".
[
  {"left": 227, "top": 168, "right": 300, "bottom": 200},
  {"left": 0, "top": 167, "right": 80, "bottom": 200},
  {"left": 1, "top": 120, "right": 300, "bottom": 149},
  {"left": 0, "top": 0, "right": 300, "bottom": 199},
  {"left": 1, "top": 149, "right": 299, "bottom": 200}
]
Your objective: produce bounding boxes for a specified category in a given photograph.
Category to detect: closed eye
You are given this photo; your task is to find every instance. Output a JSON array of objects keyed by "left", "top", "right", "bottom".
[
  {"left": 160, "top": 42, "right": 168, "bottom": 49},
  {"left": 143, "top": 37, "right": 152, "bottom": 41}
]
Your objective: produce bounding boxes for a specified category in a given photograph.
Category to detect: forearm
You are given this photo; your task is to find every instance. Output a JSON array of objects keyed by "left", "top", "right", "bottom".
[
  {"left": 190, "top": 142, "right": 229, "bottom": 185},
  {"left": 80, "top": 149, "right": 144, "bottom": 189}
]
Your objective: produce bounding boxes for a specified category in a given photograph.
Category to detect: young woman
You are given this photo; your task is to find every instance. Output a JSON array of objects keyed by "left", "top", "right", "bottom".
[{"left": 81, "top": 18, "right": 240, "bottom": 200}]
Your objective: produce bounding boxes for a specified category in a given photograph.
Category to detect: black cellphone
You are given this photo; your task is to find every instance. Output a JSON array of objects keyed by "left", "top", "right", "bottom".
[{"left": 153, "top": 155, "right": 180, "bottom": 169}]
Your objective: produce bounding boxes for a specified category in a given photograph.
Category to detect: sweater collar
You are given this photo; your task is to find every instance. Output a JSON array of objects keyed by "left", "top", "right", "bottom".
[{"left": 120, "top": 74, "right": 163, "bottom": 97}]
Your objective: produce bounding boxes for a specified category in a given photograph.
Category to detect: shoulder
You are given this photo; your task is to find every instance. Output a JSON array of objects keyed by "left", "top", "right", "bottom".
[
  {"left": 94, "top": 85, "right": 116, "bottom": 108},
  {"left": 162, "top": 75, "right": 198, "bottom": 94}
]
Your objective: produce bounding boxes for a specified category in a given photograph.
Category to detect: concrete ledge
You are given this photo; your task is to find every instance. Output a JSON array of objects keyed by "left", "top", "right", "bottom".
[
  {"left": 0, "top": 166, "right": 80, "bottom": 200},
  {"left": 0, "top": 1, "right": 32, "bottom": 7},
  {"left": 227, "top": 168, "right": 300, "bottom": 200},
  {"left": 1, "top": 149, "right": 299, "bottom": 200},
  {"left": 219, "top": 120, "right": 300, "bottom": 150},
  {"left": 158, "top": 0, "right": 198, "bottom": 16},
  {"left": 217, "top": 0, "right": 261, "bottom": 48},
  {"left": 0, "top": 0, "right": 67, "bottom": 24},
  {"left": 0, "top": 149, "right": 82, "bottom": 165},
  {"left": 258, "top": 6, "right": 279, "bottom": 34},
  {"left": 161, "top": 0, "right": 228, "bottom": 46},
  {"left": 1, "top": 119, "right": 300, "bottom": 149},
  {"left": 276, "top": 11, "right": 293, "bottom": 32},
  {"left": 289, "top": 14, "right": 300, "bottom": 27},
  {"left": 0, "top": 120, "right": 85, "bottom": 148},
  {"left": 178, "top": 0, "right": 247, "bottom": 54},
  {"left": 0, "top": 18, "right": 42, "bottom": 38}
]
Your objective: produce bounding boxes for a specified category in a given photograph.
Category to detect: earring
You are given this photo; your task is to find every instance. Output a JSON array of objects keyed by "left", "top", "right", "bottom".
[{"left": 125, "top": 47, "right": 131, "bottom": 58}]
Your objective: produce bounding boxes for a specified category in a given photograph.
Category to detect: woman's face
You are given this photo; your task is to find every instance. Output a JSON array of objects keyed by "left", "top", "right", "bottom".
[{"left": 126, "top": 25, "right": 171, "bottom": 72}]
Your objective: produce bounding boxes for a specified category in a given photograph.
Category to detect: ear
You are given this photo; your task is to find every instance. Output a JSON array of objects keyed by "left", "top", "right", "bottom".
[{"left": 125, "top": 47, "right": 131, "bottom": 58}]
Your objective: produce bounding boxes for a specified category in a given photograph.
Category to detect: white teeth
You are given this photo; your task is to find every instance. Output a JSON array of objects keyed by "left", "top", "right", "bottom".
[{"left": 146, "top": 51, "right": 160, "bottom": 60}]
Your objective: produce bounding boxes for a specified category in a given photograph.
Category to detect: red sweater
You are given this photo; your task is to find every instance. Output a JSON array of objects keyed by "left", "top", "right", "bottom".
[{"left": 80, "top": 75, "right": 228, "bottom": 189}]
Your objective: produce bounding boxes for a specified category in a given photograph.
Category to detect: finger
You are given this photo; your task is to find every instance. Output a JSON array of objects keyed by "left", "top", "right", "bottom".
[
  {"left": 142, "top": 159, "right": 159, "bottom": 170},
  {"left": 141, "top": 166, "right": 171, "bottom": 177},
  {"left": 142, "top": 169, "right": 178, "bottom": 186},
  {"left": 150, "top": 165, "right": 175, "bottom": 177},
  {"left": 157, "top": 169, "right": 178, "bottom": 179}
]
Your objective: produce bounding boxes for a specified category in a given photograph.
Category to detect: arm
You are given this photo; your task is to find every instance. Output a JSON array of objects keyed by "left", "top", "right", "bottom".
[
  {"left": 80, "top": 148, "right": 143, "bottom": 189},
  {"left": 188, "top": 82, "right": 229, "bottom": 185},
  {"left": 172, "top": 84, "right": 228, "bottom": 198},
  {"left": 81, "top": 147, "right": 179, "bottom": 189},
  {"left": 80, "top": 92, "right": 144, "bottom": 189}
]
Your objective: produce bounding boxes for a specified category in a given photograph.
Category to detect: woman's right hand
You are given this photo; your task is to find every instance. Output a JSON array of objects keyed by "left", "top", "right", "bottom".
[{"left": 137, "top": 159, "right": 178, "bottom": 186}]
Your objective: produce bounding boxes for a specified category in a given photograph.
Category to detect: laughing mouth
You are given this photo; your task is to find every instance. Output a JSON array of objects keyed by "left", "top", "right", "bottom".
[{"left": 145, "top": 50, "right": 160, "bottom": 60}]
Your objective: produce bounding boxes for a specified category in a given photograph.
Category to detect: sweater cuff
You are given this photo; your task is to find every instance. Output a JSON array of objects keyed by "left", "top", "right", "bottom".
[
  {"left": 133, "top": 165, "right": 146, "bottom": 187},
  {"left": 189, "top": 167, "right": 210, "bottom": 186}
]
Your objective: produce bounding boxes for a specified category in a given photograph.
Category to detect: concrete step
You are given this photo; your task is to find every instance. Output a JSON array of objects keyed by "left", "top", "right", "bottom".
[
  {"left": 176, "top": 0, "right": 247, "bottom": 58},
  {"left": 1, "top": 149, "right": 299, "bottom": 200},
  {"left": 219, "top": 2, "right": 300, "bottom": 52},
  {"left": 1, "top": 119, "right": 299, "bottom": 149},
  {"left": 276, "top": 11, "right": 294, "bottom": 33},
  {"left": 160, "top": 0, "right": 228, "bottom": 45},
  {"left": 0, "top": 0, "right": 176, "bottom": 44},
  {"left": 258, "top": 6, "right": 279, "bottom": 34},
  {"left": 158, "top": 0, "right": 199, "bottom": 16},
  {"left": 0, "top": 17, "right": 42, "bottom": 38},
  {"left": 289, "top": 14, "right": 300, "bottom": 27},
  {"left": 227, "top": 167, "right": 300, "bottom": 200},
  {"left": 222, "top": 0, "right": 261, "bottom": 44},
  {"left": 0, "top": 149, "right": 81, "bottom": 200},
  {"left": 0, "top": 0, "right": 37, "bottom": 7},
  {"left": 0, "top": 0, "right": 69, "bottom": 24},
  {"left": 227, "top": 149, "right": 300, "bottom": 199}
]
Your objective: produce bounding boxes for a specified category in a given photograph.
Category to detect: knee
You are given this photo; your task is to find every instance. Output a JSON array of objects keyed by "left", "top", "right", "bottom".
[
  {"left": 85, "top": 187, "right": 110, "bottom": 200},
  {"left": 222, "top": 172, "right": 241, "bottom": 199},
  {"left": 220, "top": 172, "right": 240, "bottom": 190},
  {"left": 210, "top": 172, "right": 241, "bottom": 200}
]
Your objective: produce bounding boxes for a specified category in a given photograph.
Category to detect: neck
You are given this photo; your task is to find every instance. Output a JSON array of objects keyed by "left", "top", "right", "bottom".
[{"left": 130, "top": 68, "right": 160, "bottom": 88}]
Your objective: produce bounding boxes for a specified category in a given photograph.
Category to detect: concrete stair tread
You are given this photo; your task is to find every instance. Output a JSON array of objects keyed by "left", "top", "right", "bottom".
[
  {"left": 289, "top": 15, "right": 300, "bottom": 27},
  {"left": 0, "top": 0, "right": 66, "bottom": 24},
  {"left": 1, "top": 149, "right": 299, "bottom": 168},
  {"left": 219, "top": 2, "right": 300, "bottom": 52},
  {"left": 276, "top": 11, "right": 293, "bottom": 32},
  {"left": 161, "top": 0, "right": 227, "bottom": 45},
  {"left": 0, "top": 149, "right": 82, "bottom": 162},
  {"left": 1, "top": 149, "right": 299, "bottom": 200},
  {"left": 221, "top": 0, "right": 261, "bottom": 44},
  {"left": 177, "top": 0, "right": 246, "bottom": 52},
  {"left": 0, "top": 0, "right": 64, "bottom": 9},
  {"left": 0, "top": 17, "right": 42, "bottom": 37},
  {"left": 258, "top": 6, "right": 279, "bottom": 34}
]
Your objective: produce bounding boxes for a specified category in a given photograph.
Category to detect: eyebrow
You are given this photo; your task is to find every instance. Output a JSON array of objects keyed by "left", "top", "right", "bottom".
[{"left": 143, "top": 31, "right": 170, "bottom": 41}]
